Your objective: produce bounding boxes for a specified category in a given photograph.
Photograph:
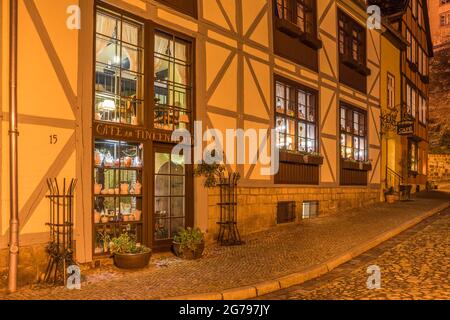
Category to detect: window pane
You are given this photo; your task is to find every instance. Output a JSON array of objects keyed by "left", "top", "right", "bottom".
[
  {"left": 298, "top": 91, "right": 306, "bottom": 119},
  {"left": 276, "top": 82, "right": 286, "bottom": 114},
  {"left": 171, "top": 197, "right": 185, "bottom": 218},
  {"left": 171, "top": 176, "right": 185, "bottom": 196},
  {"left": 155, "top": 175, "right": 170, "bottom": 196},
  {"left": 155, "top": 153, "right": 170, "bottom": 174}
]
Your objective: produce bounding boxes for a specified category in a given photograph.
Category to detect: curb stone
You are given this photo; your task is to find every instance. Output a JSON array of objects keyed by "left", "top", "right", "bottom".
[{"left": 165, "top": 201, "right": 450, "bottom": 300}]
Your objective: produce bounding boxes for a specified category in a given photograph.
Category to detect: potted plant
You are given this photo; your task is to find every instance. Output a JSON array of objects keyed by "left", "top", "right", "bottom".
[
  {"left": 384, "top": 187, "right": 396, "bottom": 204},
  {"left": 172, "top": 227, "right": 205, "bottom": 260},
  {"left": 109, "top": 233, "right": 151, "bottom": 269},
  {"left": 194, "top": 161, "right": 226, "bottom": 188}
]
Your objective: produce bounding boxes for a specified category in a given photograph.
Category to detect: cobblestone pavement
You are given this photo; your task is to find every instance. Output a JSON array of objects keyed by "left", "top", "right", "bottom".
[
  {"left": 257, "top": 207, "right": 450, "bottom": 300},
  {"left": 0, "top": 192, "right": 449, "bottom": 300}
]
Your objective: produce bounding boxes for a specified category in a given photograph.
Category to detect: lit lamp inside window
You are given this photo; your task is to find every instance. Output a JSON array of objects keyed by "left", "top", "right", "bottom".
[{"left": 100, "top": 99, "right": 116, "bottom": 122}]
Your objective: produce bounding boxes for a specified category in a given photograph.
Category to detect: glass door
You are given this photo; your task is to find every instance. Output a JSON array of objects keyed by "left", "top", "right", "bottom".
[{"left": 153, "top": 147, "right": 187, "bottom": 245}]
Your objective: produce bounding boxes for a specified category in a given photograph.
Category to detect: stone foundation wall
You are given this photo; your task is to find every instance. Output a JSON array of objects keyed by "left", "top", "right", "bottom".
[
  {"left": 429, "top": 154, "right": 450, "bottom": 182},
  {"left": 0, "top": 244, "right": 48, "bottom": 289},
  {"left": 206, "top": 186, "right": 380, "bottom": 241}
]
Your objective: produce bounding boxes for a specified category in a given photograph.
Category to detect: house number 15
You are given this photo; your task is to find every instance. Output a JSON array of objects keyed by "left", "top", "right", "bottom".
[{"left": 49, "top": 134, "right": 58, "bottom": 145}]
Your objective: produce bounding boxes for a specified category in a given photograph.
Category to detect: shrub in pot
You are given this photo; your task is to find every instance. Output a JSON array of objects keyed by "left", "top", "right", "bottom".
[
  {"left": 109, "top": 233, "right": 151, "bottom": 269},
  {"left": 173, "top": 227, "right": 205, "bottom": 260},
  {"left": 384, "top": 187, "right": 396, "bottom": 204}
]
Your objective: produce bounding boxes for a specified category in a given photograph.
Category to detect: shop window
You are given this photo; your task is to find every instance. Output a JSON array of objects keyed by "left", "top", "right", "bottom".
[
  {"left": 275, "top": 80, "right": 317, "bottom": 153},
  {"left": 409, "top": 141, "right": 418, "bottom": 173},
  {"left": 154, "top": 31, "right": 192, "bottom": 132},
  {"left": 93, "top": 139, "right": 144, "bottom": 256},
  {"left": 154, "top": 150, "right": 186, "bottom": 241},
  {"left": 95, "top": 9, "right": 144, "bottom": 126},
  {"left": 340, "top": 104, "right": 369, "bottom": 186},
  {"left": 302, "top": 201, "right": 318, "bottom": 219},
  {"left": 340, "top": 105, "right": 367, "bottom": 162},
  {"left": 275, "top": 77, "right": 321, "bottom": 185}
]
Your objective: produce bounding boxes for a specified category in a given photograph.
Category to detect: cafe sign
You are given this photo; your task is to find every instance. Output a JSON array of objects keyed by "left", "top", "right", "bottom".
[
  {"left": 94, "top": 122, "right": 178, "bottom": 143},
  {"left": 397, "top": 120, "right": 414, "bottom": 136}
]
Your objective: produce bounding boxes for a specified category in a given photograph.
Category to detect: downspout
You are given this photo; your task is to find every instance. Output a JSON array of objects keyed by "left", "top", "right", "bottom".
[{"left": 8, "top": 0, "right": 19, "bottom": 293}]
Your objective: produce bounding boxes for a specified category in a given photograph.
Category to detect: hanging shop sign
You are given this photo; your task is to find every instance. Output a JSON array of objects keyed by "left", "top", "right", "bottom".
[{"left": 397, "top": 121, "right": 414, "bottom": 136}]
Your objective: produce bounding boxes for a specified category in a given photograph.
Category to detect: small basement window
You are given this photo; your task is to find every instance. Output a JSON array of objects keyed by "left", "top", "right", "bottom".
[
  {"left": 277, "top": 201, "right": 296, "bottom": 224},
  {"left": 302, "top": 201, "right": 319, "bottom": 219}
]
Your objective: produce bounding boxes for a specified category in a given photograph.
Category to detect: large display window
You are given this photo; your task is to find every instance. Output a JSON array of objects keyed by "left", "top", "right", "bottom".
[{"left": 92, "top": 4, "right": 194, "bottom": 256}]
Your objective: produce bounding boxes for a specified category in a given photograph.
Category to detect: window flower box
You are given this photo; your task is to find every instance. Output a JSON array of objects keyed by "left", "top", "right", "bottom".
[
  {"left": 280, "top": 151, "right": 324, "bottom": 165},
  {"left": 341, "top": 158, "right": 372, "bottom": 171}
]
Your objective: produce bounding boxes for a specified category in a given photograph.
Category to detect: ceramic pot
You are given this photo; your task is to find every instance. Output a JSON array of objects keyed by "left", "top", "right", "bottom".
[
  {"left": 172, "top": 241, "right": 205, "bottom": 260},
  {"left": 94, "top": 211, "right": 101, "bottom": 223},
  {"left": 386, "top": 194, "right": 396, "bottom": 204},
  {"left": 101, "top": 216, "right": 109, "bottom": 224},
  {"left": 120, "top": 183, "right": 129, "bottom": 194},
  {"left": 131, "top": 116, "right": 138, "bottom": 126},
  {"left": 134, "top": 182, "right": 142, "bottom": 195},
  {"left": 114, "top": 188, "right": 120, "bottom": 195},
  {"left": 133, "top": 210, "right": 142, "bottom": 221},
  {"left": 94, "top": 151, "right": 102, "bottom": 166},
  {"left": 113, "top": 251, "right": 151, "bottom": 269},
  {"left": 124, "top": 157, "right": 132, "bottom": 167},
  {"left": 123, "top": 215, "right": 129, "bottom": 222},
  {"left": 94, "top": 184, "right": 102, "bottom": 194}
]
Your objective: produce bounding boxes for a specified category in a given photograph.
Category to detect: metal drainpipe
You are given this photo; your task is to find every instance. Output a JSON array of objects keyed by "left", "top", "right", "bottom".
[{"left": 8, "top": 0, "right": 19, "bottom": 293}]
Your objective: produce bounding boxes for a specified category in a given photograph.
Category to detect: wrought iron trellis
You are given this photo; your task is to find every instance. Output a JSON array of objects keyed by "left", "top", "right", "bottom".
[
  {"left": 216, "top": 172, "right": 242, "bottom": 246},
  {"left": 42, "top": 178, "right": 77, "bottom": 285}
]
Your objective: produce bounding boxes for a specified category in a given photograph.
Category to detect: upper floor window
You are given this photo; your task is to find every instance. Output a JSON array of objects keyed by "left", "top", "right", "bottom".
[
  {"left": 338, "top": 11, "right": 365, "bottom": 66},
  {"left": 275, "top": 0, "right": 315, "bottom": 34},
  {"left": 406, "top": 83, "right": 417, "bottom": 118},
  {"left": 154, "top": 31, "right": 192, "bottom": 131},
  {"left": 419, "top": 94, "right": 427, "bottom": 124},
  {"left": 387, "top": 74, "right": 395, "bottom": 109},
  {"left": 155, "top": 0, "right": 197, "bottom": 18},
  {"left": 340, "top": 105, "right": 367, "bottom": 162},
  {"left": 441, "top": 0, "right": 450, "bottom": 5},
  {"left": 275, "top": 79, "right": 317, "bottom": 153},
  {"left": 440, "top": 11, "right": 450, "bottom": 26},
  {"left": 95, "top": 9, "right": 145, "bottom": 126}
]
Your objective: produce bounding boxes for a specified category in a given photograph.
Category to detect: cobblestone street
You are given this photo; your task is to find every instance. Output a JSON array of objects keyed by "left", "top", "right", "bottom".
[
  {"left": 0, "top": 192, "right": 449, "bottom": 300},
  {"left": 257, "top": 208, "right": 450, "bottom": 300}
]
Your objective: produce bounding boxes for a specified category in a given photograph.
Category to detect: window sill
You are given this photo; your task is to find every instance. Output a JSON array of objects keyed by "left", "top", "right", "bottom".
[
  {"left": 298, "top": 32, "right": 323, "bottom": 50},
  {"left": 341, "top": 158, "right": 372, "bottom": 171},
  {"left": 341, "top": 55, "right": 371, "bottom": 76},
  {"left": 275, "top": 18, "right": 302, "bottom": 38},
  {"left": 280, "top": 151, "right": 324, "bottom": 165},
  {"left": 274, "top": 17, "right": 321, "bottom": 50}
]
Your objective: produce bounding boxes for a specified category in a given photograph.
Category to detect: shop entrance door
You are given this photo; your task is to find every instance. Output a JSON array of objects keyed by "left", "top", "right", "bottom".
[{"left": 152, "top": 144, "right": 193, "bottom": 251}]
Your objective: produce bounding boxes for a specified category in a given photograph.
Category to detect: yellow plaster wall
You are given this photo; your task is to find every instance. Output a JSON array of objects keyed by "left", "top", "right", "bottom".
[{"left": 1, "top": 0, "right": 78, "bottom": 243}]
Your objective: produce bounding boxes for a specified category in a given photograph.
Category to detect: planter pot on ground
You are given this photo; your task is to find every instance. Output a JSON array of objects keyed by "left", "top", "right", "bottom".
[
  {"left": 113, "top": 251, "right": 151, "bottom": 269},
  {"left": 173, "top": 241, "right": 205, "bottom": 260},
  {"left": 386, "top": 194, "right": 396, "bottom": 204}
]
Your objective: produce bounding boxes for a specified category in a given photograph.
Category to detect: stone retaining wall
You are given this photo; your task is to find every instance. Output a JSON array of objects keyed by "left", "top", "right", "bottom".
[{"left": 206, "top": 186, "right": 381, "bottom": 240}]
